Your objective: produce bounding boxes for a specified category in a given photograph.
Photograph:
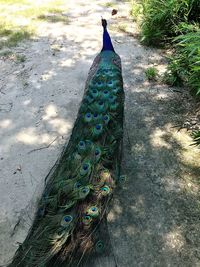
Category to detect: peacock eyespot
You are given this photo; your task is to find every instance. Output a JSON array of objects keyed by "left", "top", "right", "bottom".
[
  {"left": 82, "top": 186, "right": 89, "bottom": 194},
  {"left": 61, "top": 215, "right": 73, "bottom": 227},
  {"left": 101, "top": 185, "right": 110, "bottom": 195},
  {"left": 82, "top": 214, "right": 92, "bottom": 225},
  {"left": 95, "top": 150, "right": 100, "bottom": 155},
  {"left": 85, "top": 215, "right": 91, "bottom": 220},
  {"left": 94, "top": 113, "right": 98, "bottom": 118},
  {"left": 119, "top": 175, "right": 127, "bottom": 183},
  {"left": 97, "top": 243, "right": 103, "bottom": 248},
  {"left": 64, "top": 215, "right": 72, "bottom": 223},
  {"left": 74, "top": 181, "right": 81, "bottom": 189},
  {"left": 95, "top": 240, "right": 104, "bottom": 252},
  {"left": 96, "top": 124, "right": 101, "bottom": 130},
  {"left": 86, "top": 113, "right": 91, "bottom": 118},
  {"left": 87, "top": 206, "right": 99, "bottom": 217},
  {"left": 79, "top": 141, "right": 84, "bottom": 146},
  {"left": 104, "top": 90, "right": 108, "bottom": 94},
  {"left": 83, "top": 164, "right": 88, "bottom": 170},
  {"left": 99, "top": 101, "right": 103, "bottom": 106}
]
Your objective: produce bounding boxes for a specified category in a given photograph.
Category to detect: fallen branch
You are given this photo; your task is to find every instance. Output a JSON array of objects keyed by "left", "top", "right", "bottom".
[{"left": 28, "top": 137, "right": 58, "bottom": 154}]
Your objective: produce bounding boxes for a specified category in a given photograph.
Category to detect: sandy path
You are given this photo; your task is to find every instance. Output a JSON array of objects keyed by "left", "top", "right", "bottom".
[{"left": 0, "top": 0, "right": 199, "bottom": 266}]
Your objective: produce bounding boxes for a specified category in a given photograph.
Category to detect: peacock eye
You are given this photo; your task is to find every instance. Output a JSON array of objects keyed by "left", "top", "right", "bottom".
[
  {"left": 64, "top": 215, "right": 72, "bottom": 223},
  {"left": 80, "top": 161, "right": 91, "bottom": 176},
  {"left": 87, "top": 206, "right": 99, "bottom": 217},
  {"left": 119, "top": 175, "right": 127, "bottom": 183},
  {"left": 74, "top": 181, "right": 81, "bottom": 189},
  {"left": 78, "top": 140, "right": 86, "bottom": 151},
  {"left": 104, "top": 90, "right": 108, "bottom": 94},
  {"left": 85, "top": 215, "right": 90, "bottom": 220},
  {"left": 99, "top": 101, "right": 103, "bottom": 106},
  {"left": 83, "top": 164, "right": 88, "bottom": 170},
  {"left": 95, "top": 150, "right": 100, "bottom": 155},
  {"left": 61, "top": 215, "right": 73, "bottom": 227},
  {"left": 93, "top": 124, "right": 103, "bottom": 136},
  {"left": 86, "top": 113, "right": 91, "bottom": 118},
  {"left": 82, "top": 186, "right": 89, "bottom": 194},
  {"left": 82, "top": 213, "right": 92, "bottom": 225},
  {"left": 95, "top": 240, "right": 104, "bottom": 253},
  {"left": 100, "top": 185, "right": 110, "bottom": 195},
  {"left": 103, "top": 115, "right": 108, "bottom": 120},
  {"left": 94, "top": 113, "right": 98, "bottom": 118}
]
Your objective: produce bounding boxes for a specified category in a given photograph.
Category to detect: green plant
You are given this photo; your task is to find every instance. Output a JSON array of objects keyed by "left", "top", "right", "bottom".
[
  {"left": 166, "top": 27, "right": 200, "bottom": 94},
  {"left": 130, "top": 0, "right": 143, "bottom": 22},
  {"left": 136, "top": 0, "right": 200, "bottom": 46},
  {"left": 145, "top": 67, "right": 158, "bottom": 80},
  {"left": 15, "top": 54, "right": 26, "bottom": 63},
  {"left": 102, "top": 2, "right": 115, "bottom": 8},
  {"left": 192, "top": 131, "right": 200, "bottom": 146}
]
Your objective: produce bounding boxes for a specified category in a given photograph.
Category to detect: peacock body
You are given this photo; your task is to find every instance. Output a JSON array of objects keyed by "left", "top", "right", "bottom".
[{"left": 9, "top": 19, "right": 124, "bottom": 267}]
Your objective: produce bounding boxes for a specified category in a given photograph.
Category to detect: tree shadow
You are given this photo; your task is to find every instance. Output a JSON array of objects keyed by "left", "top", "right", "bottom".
[{"left": 107, "top": 36, "right": 200, "bottom": 266}]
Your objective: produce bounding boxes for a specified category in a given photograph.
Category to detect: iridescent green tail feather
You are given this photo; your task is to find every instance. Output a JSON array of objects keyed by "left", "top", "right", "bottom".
[{"left": 9, "top": 49, "right": 124, "bottom": 267}]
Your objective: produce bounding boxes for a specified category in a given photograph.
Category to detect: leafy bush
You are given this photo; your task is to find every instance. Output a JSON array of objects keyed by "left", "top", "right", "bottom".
[
  {"left": 166, "top": 26, "right": 200, "bottom": 94},
  {"left": 136, "top": 0, "right": 200, "bottom": 45}
]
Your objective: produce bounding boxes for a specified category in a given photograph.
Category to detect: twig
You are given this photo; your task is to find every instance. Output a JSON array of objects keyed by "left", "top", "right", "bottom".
[
  {"left": 10, "top": 218, "right": 21, "bottom": 237},
  {"left": 28, "top": 137, "right": 58, "bottom": 154}
]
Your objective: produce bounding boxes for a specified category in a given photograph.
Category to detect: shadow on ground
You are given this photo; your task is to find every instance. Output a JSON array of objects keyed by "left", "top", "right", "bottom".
[{"left": 107, "top": 59, "right": 200, "bottom": 267}]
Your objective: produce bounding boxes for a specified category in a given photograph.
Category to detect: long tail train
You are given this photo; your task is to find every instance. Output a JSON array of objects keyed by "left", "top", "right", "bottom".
[{"left": 8, "top": 19, "right": 124, "bottom": 267}]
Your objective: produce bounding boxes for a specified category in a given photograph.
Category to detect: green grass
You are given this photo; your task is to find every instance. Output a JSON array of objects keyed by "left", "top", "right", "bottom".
[
  {"left": 192, "top": 131, "right": 200, "bottom": 146},
  {"left": 38, "top": 13, "right": 69, "bottom": 24},
  {"left": 0, "top": 0, "right": 68, "bottom": 49},
  {"left": 101, "top": 2, "right": 115, "bottom": 8},
  {"left": 145, "top": 67, "right": 158, "bottom": 81},
  {"left": 130, "top": 0, "right": 143, "bottom": 22},
  {"left": 15, "top": 53, "right": 26, "bottom": 62},
  {"left": 0, "top": 49, "right": 26, "bottom": 62}
]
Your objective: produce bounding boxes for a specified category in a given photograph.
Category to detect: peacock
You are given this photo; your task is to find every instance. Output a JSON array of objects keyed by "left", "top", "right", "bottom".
[{"left": 8, "top": 19, "right": 124, "bottom": 267}]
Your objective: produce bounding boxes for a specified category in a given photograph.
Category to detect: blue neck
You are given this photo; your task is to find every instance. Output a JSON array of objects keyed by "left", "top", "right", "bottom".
[{"left": 102, "top": 26, "right": 115, "bottom": 52}]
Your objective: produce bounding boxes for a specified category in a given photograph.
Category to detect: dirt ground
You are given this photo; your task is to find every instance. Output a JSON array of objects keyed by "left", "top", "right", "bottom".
[{"left": 0, "top": 0, "right": 199, "bottom": 266}]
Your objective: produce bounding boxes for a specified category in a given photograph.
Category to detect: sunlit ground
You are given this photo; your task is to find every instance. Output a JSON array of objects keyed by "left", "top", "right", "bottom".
[{"left": 0, "top": 0, "right": 68, "bottom": 49}]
